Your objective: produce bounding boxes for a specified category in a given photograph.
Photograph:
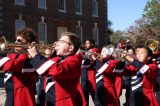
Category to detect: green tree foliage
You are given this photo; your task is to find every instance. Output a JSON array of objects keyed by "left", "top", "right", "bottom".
[
  {"left": 125, "top": 0, "right": 160, "bottom": 49},
  {"left": 110, "top": 31, "right": 124, "bottom": 45},
  {"left": 107, "top": 20, "right": 113, "bottom": 28},
  {"left": 125, "top": 18, "right": 160, "bottom": 49},
  {"left": 143, "top": 0, "right": 160, "bottom": 26},
  {"left": 107, "top": 20, "right": 113, "bottom": 35}
]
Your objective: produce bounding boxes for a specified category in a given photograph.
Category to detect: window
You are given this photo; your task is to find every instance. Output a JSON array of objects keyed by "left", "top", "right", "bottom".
[
  {"left": 58, "top": 0, "right": 66, "bottom": 12},
  {"left": 38, "top": 22, "right": 47, "bottom": 42},
  {"left": 75, "top": 0, "right": 82, "bottom": 15},
  {"left": 57, "top": 27, "right": 67, "bottom": 39},
  {"left": 38, "top": 0, "right": 46, "bottom": 9},
  {"left": 15, "top": 19, "right": 25, "bottom": 32},
  {"left": 92, "top": 0, "right": 98, "bottom": 17},
  {"left": 76, "top": 21, "right": 82, "bottom": 41},
  {"left": 93, "top": 27, "right": 99, "bottom": 45},
  {"left": 76, "top": 26, "right": 82, "bottom": 41},
  {"left": 15, "top": 0, "right": 24, "bottom": 6}
]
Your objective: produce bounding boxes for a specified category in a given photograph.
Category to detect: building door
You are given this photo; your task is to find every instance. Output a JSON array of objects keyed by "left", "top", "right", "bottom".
[{"left": 57, "top": 27, "right": 67, "bottom": 39}]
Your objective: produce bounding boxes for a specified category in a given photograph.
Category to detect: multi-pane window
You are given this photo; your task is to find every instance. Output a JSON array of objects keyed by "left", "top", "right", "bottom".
[
  {"left": 58, "top": 0, "right": 66, "bottom": 12},
  {"left": 38, "top": 0, "right": 46, "bottom": 9},
  {"left": 75, "top": 0, "right": 82, "bottom": 14},
  {"left": 15, "top": 0, "right": 24, "bottom": 6},
  {"left": 76, "top": 26, "right": 82, "bottom": 41},
  {"left": 93, "top": 27, "right": 99, "bottom": 45},
  {"left": 38, "top": 22, "right": 47, "bottom": 42},
  {"left": 15, "top": 19, "right": 25, "bottom": 32},
  {"left": 92, "top": 0, "right": 98, "bottom": 17}
]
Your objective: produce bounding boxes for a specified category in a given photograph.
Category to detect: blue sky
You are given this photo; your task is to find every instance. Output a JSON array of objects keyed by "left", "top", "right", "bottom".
[{"left": 108, "top": 0, "right": 149, "bottom": 31}]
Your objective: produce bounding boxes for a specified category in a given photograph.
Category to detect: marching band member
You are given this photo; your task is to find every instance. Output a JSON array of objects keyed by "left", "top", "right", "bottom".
[
  {"left": 91, "top": 45, "right": 124, "bottom": 106},
  {"left": 145, "top": 39, "right": 160, "bottom": 103},
  {"left": 117, "top": 39, "right": 125, "bottom": 49},
  {"left": 122, "top": 45, "right": 159, "bottom": 106},
  {"left": 28, "top": 32, "right": 87, "bottom": 106},
  {"left": 114, "top": 68, "right": 123, "bottom": 98},
  {"left": 80, "top": 38, "right": 99, "bottom": 105},
  {"left": 122, "top": 48, "right": 135, "bottom": 106},
  {"left": 36, "top": 47, "right": 56, "bottom": 106},
  {"left": 0, "top": 28, "right": 37, "bottom": 106},
  {"left": 155, "top": 54, "right": 160, "bottom": 103}
]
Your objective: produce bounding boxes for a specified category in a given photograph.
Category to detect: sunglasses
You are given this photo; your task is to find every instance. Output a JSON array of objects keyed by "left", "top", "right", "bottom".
[
  {"left": 15, "top": 39, "right": 27, "bottom": 44},
  {"left": 16, "top": 39, "right": 23, "bottom": 43}
]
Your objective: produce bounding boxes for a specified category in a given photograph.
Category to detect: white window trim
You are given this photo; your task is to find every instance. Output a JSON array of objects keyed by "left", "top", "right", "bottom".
[
  {"left": 75, "top": 0, "right": 82, "bottom": 15},
  {"left": 38, "top": 22, "right": 47, "bottom": 42},
  {"left": 15, "top": 19, "right": 25, "bottom": 32},
  {"left": 15, "top": 0, "right": 25, "bottom": 6},
  {"left": 92, "top": 0, "right": 98, "bottom": 17},
  {"left": 58, "top": 0, "right": 66, "bottom": 13},
  {"left": 75, "top": 12, "right": 82, "bottom": 15},
  {"left": 92, "top": 14, "right": 99, "bottom": 17},
  {"left": 38, "top": 0, "right": 47, "bottom": 10},
  {"left": 58, "top": 9, "right": 66, "bottom": 13}
]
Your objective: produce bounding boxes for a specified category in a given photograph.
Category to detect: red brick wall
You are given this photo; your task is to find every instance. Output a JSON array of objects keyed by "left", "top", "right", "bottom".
[{"left": 2, "top": 0, "right": 108, "bottom": 48}]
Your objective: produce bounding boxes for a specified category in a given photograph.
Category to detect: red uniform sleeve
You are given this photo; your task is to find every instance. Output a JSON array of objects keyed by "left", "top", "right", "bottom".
[
  {"left": 103, "top": 60, "right": 119, "bottom": 75},
  {"left": 123, "top": 65, "right": 137, "bottom": 76},
  {"left": 123, "top": 62, "right": 158, "bottom": 79},
  {"left": 3, "top": 54, "right": 28, "bottom": 72},
  {"left": 48, "top": 55, "right": 82, "bottom": 80},
  {"left": 145, "top": 64, "right": 158, "bottom": 79}
]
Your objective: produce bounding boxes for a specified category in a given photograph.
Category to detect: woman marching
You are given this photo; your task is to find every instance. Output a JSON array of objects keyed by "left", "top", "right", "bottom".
[{"left": 0, "top": 28, "right": 37, "bottom": 106}]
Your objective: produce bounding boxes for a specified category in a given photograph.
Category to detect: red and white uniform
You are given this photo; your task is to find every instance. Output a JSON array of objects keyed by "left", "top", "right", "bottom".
[
  {"left": 81, "top": 59, "right": 96, "bottom": 105},
  {"left": 93, "top": 59, "right": 121, "bottom": 106},
  {"left": 123, "top": 60, "right": 159, "bottom": 106},
  {"left": 114, "top": 75, "right": 122, "bottom": 97},
  {"left": 87, "top": 66, "right": 96, "bottom": 96},
  {"left": 80, "top": 47, "right": 99, "bottom": 105},
  {"left": 0, "top": 53, "right": 36, "bottom": 106},
  {"left": 31, "top": 54, "right": 87, "bottom": 106},
  {"left": 153, "top": 52, "right": 160, "bottom": 103}
]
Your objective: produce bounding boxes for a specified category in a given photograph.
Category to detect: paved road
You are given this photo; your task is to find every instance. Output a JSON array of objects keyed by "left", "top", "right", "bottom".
[
  {"left": 88, "top": 89, "right": 126, "bottom": 106},
  {"left": 0, "top": 88, "right": 5, "bottom": 106},
  {"left": 0, "top": 88, "right": 126, "bottom": 106},
  {"left": 0, "top": 77, "right": 126, "bottom": 106}
]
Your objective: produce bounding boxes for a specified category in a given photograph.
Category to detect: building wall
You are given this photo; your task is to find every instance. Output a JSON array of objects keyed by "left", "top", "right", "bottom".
[
  {"left": 2, "top": 0, "right": 108, "bottom": 47},
  {"left": 0, "top": 0, "right": 3, "bottom": 35}
]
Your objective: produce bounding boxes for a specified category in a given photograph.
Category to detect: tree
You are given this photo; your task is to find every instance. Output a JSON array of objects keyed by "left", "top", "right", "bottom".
[
  {"left": 110, "top": 30, "right": 125, "bottom": 45},
  {"left": 123, "top": 0, "right": 160, "bottom": 50},
  {"left": 107, "top": 20, "right": 113, "bottom": 29},
  {"left": 107, "top": 20, "right": 127, "bottom": 46},
  {"left": 125, "top": 18, "right": 160, "bottom": 49},
  {"left": 143, "top": 0, "right": 160, "bottom": 26},
  {"left": 106, "top": 20, "right": 113, "bottom": 35}
]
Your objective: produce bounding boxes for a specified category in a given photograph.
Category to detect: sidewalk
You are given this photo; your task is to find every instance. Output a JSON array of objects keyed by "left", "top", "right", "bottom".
[
  {"left": 0, "top": 88, "right": 126, "bottom": 106},
  {"left": 0, "top": 88, "right": 5, "bottom": 106}
]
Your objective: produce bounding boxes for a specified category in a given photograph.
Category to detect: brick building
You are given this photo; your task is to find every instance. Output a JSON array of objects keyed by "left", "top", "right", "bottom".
[{"left": 0, "top": 0, "right": 108, "bottom": 47}]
